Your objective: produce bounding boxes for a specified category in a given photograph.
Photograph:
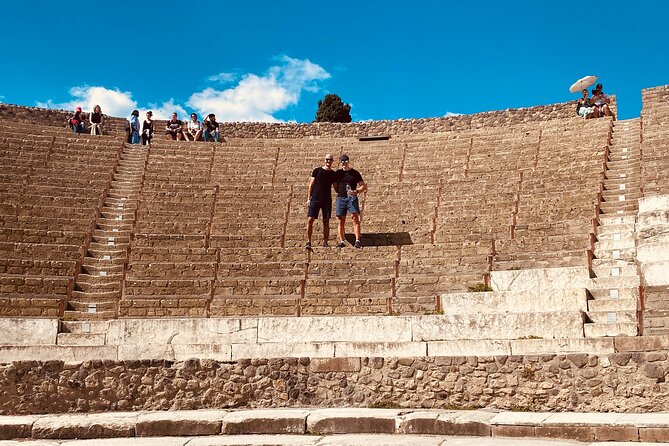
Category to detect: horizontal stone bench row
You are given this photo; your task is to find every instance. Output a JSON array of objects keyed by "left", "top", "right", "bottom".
[{"left": 4, "top": 407, "right": 669, "bottom": 442}]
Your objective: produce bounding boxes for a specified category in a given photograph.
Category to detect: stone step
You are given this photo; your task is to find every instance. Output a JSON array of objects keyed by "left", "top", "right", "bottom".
[
  {"left": 590, "top": 275, "right": 641, "bottom": 289},
  {"left": 588, "top": 287, "right": 639, "bottom": 300},
  {"left": 88, "top": 245, "right": 129, "bottom": 257},
  {"left": 80, "top": 263, "right": 124, "bottom": 275},
  {"left": 598, "top": 215, "right": 636, "bottom": 226},
  {"left": 591, "top": 263, "right": 637, "bottom": 278},
  {"left": 587, "top": 297, "right": 638, "bottom": 312},
  {"left": 56, "top": 332, "right": 106, "bottom": 346},
  {"left": 83, "top": 255, "right": 126, "bottom": 266},
  {"left": 74, "top": 276, "right": 121, "bottom": 291},
  {"left": 592, "top": 246, "right": 636, "bottom": 262},
  {"left": 71, "top": 290, "right": 121, "bottom": 301},
  {"left": 63, "top": 309, "right": 117, "bottom": 320},
  {"left": 593, "top": 238, "right": 635, "bottom": 251},
  {"left": 91, "top": 232, "right": 131, "bottom": 244},
  {"left": 601, "top": 191, "right": 641, "bottom": 202},
  {"left": 2, "top": 407, "right": 669, "bottom": 444},
  {"left": 66, "top": 300, "right": 117, "bottom": 313},
  {"left": 100, "top": 208, "right": 136, "bottom": 217},
  {"left": 586, "top": 310, "right": 637, "bottom": 323},
  {"left": 595, "top": 222, "right": 635, "bottom": 236},
  {"left": 59, "top": 320, "right": 111, "bottom": 334},
  {"left": 584, "top": 322, "right": 638, "bottom": 337},
  {"left": 598, "top": 202, "right": 638, "bottom": 214}
]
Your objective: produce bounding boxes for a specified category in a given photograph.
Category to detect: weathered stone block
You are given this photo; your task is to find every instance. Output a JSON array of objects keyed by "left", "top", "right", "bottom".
[
  {"left": 220, "top": 409, "right": 309, "bottom": 434},
  {"left": 306, "top": 408, "right": 400, "bottom": 434},
  {"left": 311, "top": 357, "right": 361, "bottom": 373}
]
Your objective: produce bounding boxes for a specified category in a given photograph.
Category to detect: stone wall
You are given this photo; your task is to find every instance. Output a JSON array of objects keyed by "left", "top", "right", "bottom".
[
  {"left": 0, "top": 97, "right": 617, "bottom": 139},
  {"left": 0, "top": 104, "right": 127, "bottom": 134},
  {"left": 0, "top": 349, "right": 666, "bottom": 415}
]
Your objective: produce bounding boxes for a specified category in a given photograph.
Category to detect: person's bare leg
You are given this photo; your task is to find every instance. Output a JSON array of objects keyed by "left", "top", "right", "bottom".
[
  {"left": 322, "top": 218, "right": 330, "bottom": 245},
  {"left": 338, "top": 216, "right": 346, "bottom": 243},
  {"left": 195, "top": 130, "right": 203, "bottom": 141},
  {"left": 306, "top": 217, "right": 315, "bottom": 243},
  {"left": 352, "top": 213, "right": 361, "bottom": 241}
]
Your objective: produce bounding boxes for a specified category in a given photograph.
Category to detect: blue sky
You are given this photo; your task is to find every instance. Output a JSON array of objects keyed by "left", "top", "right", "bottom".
[{"left": 0, "top": 1, "right": 667, "bottom": 122}]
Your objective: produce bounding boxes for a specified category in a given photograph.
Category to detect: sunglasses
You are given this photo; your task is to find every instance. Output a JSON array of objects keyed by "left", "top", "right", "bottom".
[{"left": 325, "top": 159, "right": 333, "bottom": 162}]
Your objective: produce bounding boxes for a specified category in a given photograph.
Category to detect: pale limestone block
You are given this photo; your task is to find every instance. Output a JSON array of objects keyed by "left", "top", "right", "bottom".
[
  {"left": 490, "top": 411, "right": 552, "bottom": 426},
  {"left": 542, "top": 412, "right": 625, "bottom": 426},
  {"left": 306, "top": 408, "right": 402, "bottom": 434},
  {"left": 440, "top": 289, "right": 588, "bottom": 314},
  {"left": 334, "top": 341, "right": 427, "bottom": 358},
  {"left": 106, "top": 318, "right": 256, "bottom": 346},
  {"left": 490, "top": 267, "right": 591, "bottom": 292},
  {"left": 642, "top": 262, "right": 669, "bottom": 286},
  {"left": 257, "top": 316, "right": 412, "bottom": 343},
  {"left": 136, "top": 409, "right": 227, "bottom": 436},
  {"left": 315, "top": 434, "right": 444, "bottom": 445},
  {"left": 60, "top": 438, "right": 189, "bottom": 446},
  {"left": 232, "top": 342, "right": 334, "bottom": 360},
  {"left": 220, "top": 409, "right": 310, "bottom": 434},
  {"left": 639, "top": 195, "right": 669, "bottom": 214},
  {"left": 0, "top": 346, "right": 118, "bottom": 363},
  {"left": 412, "top": 312, "right": 584, "bottom": 341},
  {"left": 428, "top": 340, "right": 511, "bottom": 356},
  {"left": 510, "top": 338, "right": 614, "bottom": 355},
  {"left": 0, "top": 318, "right": 58, "bottom": 346},
  {"left": 0, "top": 415, "right": 40, "bottom": 440},
  {"left": 187, "top": 435, "right": 321, "bottom": 445},
  {"left": 32, "top": 413, "right": 137, "bottom": 439},
  {"left": 637, "top": 241, "right": 669, "bottom": 263}
]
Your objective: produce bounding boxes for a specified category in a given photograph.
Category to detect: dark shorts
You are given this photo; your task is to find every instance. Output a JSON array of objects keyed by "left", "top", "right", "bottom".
[
  {"left": 336, "top": 196, "right": 360, "bottom": 217},
  {"left": 307, "top": 199, "right": 332, "bottom": 219}
]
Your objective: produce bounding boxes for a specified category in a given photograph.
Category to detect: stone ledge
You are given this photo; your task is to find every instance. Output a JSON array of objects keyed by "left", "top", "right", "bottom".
[
  {"left": 2, "top": 409, "right": 669, "bottom": 441},
  {"left": 135, "top": 410, "right": 227, "bottom": 437},
  {"left": 220, "top": 409, "right": 309, "bottom": 434}
]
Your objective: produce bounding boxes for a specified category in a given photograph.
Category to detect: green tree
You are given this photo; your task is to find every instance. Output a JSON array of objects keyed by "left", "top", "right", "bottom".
[{"left": 314, "top": 94, "right": 352, "bottom": 123}]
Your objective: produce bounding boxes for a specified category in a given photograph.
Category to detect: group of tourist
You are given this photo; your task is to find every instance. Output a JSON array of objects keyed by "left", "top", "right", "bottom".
[
  {"left": 129, "top": 110, "right": 220, "bottom": 145},
  {"left": 576, "top": 83, "right": 614, "bottom": 119},
  {"left": 306, "top": 153, "right": 367, "bottom": 249},
  {"left": 68, "top": 107, "right": 220, "bottom": 145},
  {"left": 68, "top": 105, "right": 105, "bottom": 135}
]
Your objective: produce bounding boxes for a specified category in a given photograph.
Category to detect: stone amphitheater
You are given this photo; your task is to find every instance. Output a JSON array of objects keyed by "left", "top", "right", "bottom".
[{"left": 0, "top": 85, "right": 669, "bottom": 445}]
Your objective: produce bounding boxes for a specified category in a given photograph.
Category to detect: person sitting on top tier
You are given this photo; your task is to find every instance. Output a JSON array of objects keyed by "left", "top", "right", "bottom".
[
  {"left": 165, "top": 112, "right": 184, "bottom": 140},
  {"left": 203, "top": 114, "right": 219, "bottom": 142},
  {"left": 184, "top": 113, "right": 203, "bottom": 141}
]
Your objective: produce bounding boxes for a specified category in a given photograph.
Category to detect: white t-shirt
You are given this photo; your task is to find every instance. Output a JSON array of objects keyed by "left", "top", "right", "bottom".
[{"left": 188, "top": 120, "right": 202, "bottom": 131}]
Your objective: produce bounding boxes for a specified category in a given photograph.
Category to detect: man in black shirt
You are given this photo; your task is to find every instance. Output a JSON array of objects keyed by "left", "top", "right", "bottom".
[
  {"left": 305, "top": 154, "right": 337, "bottom": 250},
  {"left": 334, "top": 154, "right": 367, "bottom": 248}
]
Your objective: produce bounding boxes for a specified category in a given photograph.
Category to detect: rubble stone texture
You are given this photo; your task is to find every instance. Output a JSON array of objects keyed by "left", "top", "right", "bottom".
[{"left": 1, "top": 353, "right": 669, "bottom": 416}]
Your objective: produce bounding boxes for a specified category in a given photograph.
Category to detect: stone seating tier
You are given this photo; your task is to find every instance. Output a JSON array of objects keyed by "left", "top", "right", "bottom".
[{"left": 0, "top": 100, "right": 642, "bottom": 319}]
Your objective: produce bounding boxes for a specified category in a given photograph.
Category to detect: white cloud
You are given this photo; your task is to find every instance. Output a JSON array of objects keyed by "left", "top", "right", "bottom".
[
  {"left": 188, "top": 56, "right": 331, "bottom": 122},
  {"left": 36, "top": 56, "right": 331, "bottom": 123},
  {"left": 145, "top": 99, "right": 188, "bottom": 121},
  {"left": 208, "top": 72, "right": 237, "bottom": 83},
  {"left": 444, "top": 111, "right": 462, "bottom": 117},
  {"left": 37, "top": 86, "right": 138, "bottom": 117}
]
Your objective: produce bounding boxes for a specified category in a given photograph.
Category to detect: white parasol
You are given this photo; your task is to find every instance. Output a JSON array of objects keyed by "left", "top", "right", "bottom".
[{"left": 569, "top": 75, "right": 598, "bottom": 94}]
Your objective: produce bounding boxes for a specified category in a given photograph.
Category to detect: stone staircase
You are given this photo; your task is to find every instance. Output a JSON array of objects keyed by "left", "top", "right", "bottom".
[
  {"left": 64, "top": 144, "right": 147, "bottom": 323},
  {"left": 585, "top": 118, "right": 641, "bottom": 337}
]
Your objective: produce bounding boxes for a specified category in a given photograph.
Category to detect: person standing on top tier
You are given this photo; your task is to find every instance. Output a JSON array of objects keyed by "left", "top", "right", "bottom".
[
  {"left": 334, "top": 154, "right": 367, "bottom": 249},
  {"left": 305, "top": 153, "right": 337, "bottom": 250}
]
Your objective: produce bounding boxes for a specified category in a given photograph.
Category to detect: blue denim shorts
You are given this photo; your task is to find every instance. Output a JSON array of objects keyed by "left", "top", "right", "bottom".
[{"left": 336, "top": 196, "right": 360, "bottom": 217}]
